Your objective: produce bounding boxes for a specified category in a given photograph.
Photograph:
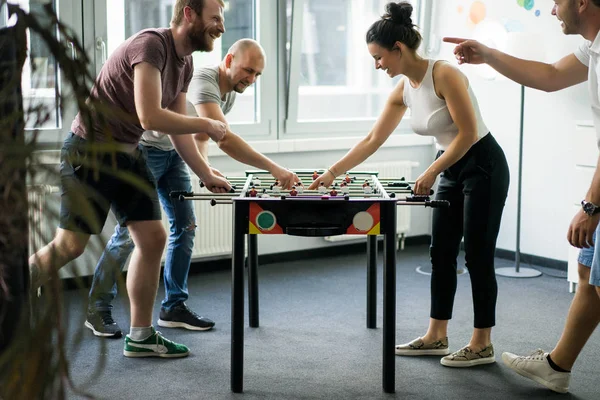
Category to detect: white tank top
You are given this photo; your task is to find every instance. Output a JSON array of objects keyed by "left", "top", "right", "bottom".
[{"left": 403, "top": 60, "right": 488, "bottom": 150}]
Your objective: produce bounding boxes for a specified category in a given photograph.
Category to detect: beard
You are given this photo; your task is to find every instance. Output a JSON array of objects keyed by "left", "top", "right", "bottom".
[
  {"left": 188, "top": 25, "right": 213, "bottom": 52},
  {"left": 559, "top": 6, "right": 581, "bottom": 35},
  {"left": 233, "top": 82, "right": 249, "bottom": 93}
]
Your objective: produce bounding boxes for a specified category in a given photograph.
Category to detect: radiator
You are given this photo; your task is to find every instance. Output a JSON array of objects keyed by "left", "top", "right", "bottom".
[
  {"left": 324, "top": 160, "right": 418, "bottom": 246},
  {"left": 27, "top": 185, "right": 59, "bottom": 254},
  {"left": 187, "top": 172, "right": 239, "bottom": 259}
]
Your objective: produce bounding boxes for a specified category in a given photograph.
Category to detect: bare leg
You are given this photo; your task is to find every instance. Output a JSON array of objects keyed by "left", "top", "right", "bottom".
[
  {"left": 29, "top": 228, "right": 90, "bottom": 286},
  {"left": 550, "top": 264, "right": 600, "bottom": 370},
  {"left": 422, "top": 318, "right": 449, "bottom": 343},
  {"left": 126, "top": 220, "right": 166, "bottom": 327},
  {"left": 467, "top": 327, "right": 492, "bottom": 351}
]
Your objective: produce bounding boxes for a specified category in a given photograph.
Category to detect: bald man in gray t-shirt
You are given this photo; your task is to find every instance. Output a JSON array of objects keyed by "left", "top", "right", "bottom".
[{"left": 88, "top": 39, "right": 301, "bottom": 336}]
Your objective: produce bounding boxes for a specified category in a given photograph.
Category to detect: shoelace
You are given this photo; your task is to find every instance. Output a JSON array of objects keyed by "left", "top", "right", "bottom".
[
  {"left": 98, "top": 311, "right": 116, "bottom": 325},
  {"left": 153, "top": 331, "right": 177, "bottom": 349},
  {"left": 178, "top": 303, "right": 204, "bottom": 320},
  {"left": 524, "top": 349, "right": 546, "bottom": 361}
]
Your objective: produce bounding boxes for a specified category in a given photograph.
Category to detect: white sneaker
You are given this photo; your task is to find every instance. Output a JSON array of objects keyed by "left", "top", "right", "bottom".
[{"left": 502, "top": 349, "right": 570, "bottom": 394}]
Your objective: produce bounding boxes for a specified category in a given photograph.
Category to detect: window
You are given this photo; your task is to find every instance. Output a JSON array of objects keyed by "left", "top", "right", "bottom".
[
  {"left": 97, "top": 0, "right": 268, "bottom": 131},
  {"left": 285, "top": 0, "right": 426, "bottom": 136},
  {"left": 4, "top": 0, "right": 61, "bottom": 130}
]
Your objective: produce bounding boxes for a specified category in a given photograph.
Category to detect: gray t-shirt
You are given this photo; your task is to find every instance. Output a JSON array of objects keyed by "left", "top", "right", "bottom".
[{"left": 141, "top": 65, "right": 237, "bottom": 150}]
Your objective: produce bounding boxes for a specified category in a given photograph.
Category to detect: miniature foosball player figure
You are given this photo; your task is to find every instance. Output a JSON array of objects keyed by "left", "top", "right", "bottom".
[
  {"left": 296, "top": 182, "right": 304, "bottom": 194},
  {"left": 249, "top": 187, "right": 258, "bottom": 197},
  {"left": 252, "top": 176, "right": 261, "bottom": 186},
  {"left": 362, "top": 179, "right": 369, "bottom": 188},
  {"left": 261, "top": 188, "right": 270, "bottom": 198},
  {"left": 271, "top": 179, "right": 281, "bottom": 194},
  {"left": 363, "top": 181, "right": 373, "bottom": 194},
  {"left": 344, "top": 174, "right": 351, "bottom": 183},
  {"left": 318, "top": 181, "right": 327, "bottom": 194},
  {"left": 329, "top": 188, "right": 338, "bottom": 197},
  {"left": 312, "top": 171, "right": 319, "bottom": 181},
  {"left": 340, "top": 181, "right": 350, "bottom": 194},
  {"left": 289, "top": 186, "right": 298, "bottom": 196}
]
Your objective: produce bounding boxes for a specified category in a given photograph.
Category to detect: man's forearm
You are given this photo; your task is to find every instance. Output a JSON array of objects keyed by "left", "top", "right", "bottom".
[
  {"left": 487, "top": 49, "right": 558, "bottom": 92},
  {"left": 141, "top": 108, "right": 215, "bottom": 136},
  {"left": 194, "top": 135, "right": 210, "bottom": 160},
  {"left": 217, "top": 131, "right": 278, "bottom": 172},
  {"left": 169, "top": 134, "right": 212, "bottom": 180}
]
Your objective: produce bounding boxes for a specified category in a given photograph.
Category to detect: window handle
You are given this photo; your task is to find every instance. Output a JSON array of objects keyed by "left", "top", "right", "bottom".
[
  {"left": 95, "top": 37, "right": 107, "bottom": 65},
  {"left": 67, "top": 41, "right": 76, "bottom": 60}
]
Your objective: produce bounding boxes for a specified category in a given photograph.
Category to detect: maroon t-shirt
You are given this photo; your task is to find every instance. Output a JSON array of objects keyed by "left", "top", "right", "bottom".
[{"left": 71, "top": 28, "right": 193, "bottom": 145}]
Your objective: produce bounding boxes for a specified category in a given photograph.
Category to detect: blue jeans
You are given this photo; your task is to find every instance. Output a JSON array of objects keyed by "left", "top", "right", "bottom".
[
  {"left": 577, "top": 221, "right": 600, "bottom": 287},
  {"left": 88, "top": 146, "right": 196, "bottom": 311}
]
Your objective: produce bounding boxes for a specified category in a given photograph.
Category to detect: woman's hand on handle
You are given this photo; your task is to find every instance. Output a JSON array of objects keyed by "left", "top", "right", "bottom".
[{"left": 413, "top": 170, "right": 437, "bottom": 196}]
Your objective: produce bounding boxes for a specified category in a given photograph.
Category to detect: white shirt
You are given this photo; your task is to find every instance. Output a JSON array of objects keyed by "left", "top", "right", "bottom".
[
  {"left": 574, "top": 31, "right": 600, "bottom": 149},
  {"left": 402, "top": 60, "right": 489, "bottom": 150}
]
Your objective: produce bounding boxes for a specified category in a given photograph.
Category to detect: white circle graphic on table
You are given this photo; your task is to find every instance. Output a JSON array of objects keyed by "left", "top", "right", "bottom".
[
  {"left": 256, "top": 211, "right": 277, "bottom": 231},
  {"left": 353, "top": 212, "right": 374, "bottom": 232}
]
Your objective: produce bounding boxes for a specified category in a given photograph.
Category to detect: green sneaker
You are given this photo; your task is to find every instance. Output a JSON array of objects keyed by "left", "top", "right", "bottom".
[
  {"left": 123, "top": 328, "right": 190, "bottom": 358},
  {"left": 440, "top": 344, "right": 495, "bottom": 367}
]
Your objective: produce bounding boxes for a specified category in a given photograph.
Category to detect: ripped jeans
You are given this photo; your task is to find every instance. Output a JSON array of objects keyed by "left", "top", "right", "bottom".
[{"left": 88, "top": 146, "right": 196, "bottom": 312}]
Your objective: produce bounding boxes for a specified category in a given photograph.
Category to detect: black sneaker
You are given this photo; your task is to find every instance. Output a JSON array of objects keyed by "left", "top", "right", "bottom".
[
  {"left": 85, "top": 309, "right": 123, "bottom": 338},
  {"left": 157, "top": 303, "right": 215, "bottom": 331}
]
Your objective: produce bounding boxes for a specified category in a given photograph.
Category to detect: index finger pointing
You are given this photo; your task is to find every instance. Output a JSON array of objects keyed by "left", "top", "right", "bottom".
[{"left": 442, "top": 37, "right": 469, "bottom": 44}]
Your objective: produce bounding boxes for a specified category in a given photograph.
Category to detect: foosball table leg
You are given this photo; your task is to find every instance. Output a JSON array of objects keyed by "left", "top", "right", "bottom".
[{"left": 247, "top": 234, "right": 259, "bottom": 328}]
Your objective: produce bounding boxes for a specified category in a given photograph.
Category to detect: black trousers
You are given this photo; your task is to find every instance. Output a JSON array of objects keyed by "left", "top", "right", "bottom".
[{"left": 430, "top": 133, "right": 509, "bottom": 329}]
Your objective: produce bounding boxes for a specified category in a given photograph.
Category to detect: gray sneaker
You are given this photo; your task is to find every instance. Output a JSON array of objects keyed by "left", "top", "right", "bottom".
[
  {"left": 395, "top": 337, "right": 450, "bottom": 356},
  {"left": 502, "top": 349, "right": 570, "bottom": 394},
  {"left": 440, "top": 344, "right": 495, "bottom": 367}
]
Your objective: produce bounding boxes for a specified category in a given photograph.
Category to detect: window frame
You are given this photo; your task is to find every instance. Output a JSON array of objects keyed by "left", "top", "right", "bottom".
[
  {"left": 4, "top": 0, "right": 83, "bottom": 145},
  {"left": 88, "top": 0, "right": 276, "bottom": 139},
  {"left": 283, "top": 0, "right": 431, "bottom": 138}
]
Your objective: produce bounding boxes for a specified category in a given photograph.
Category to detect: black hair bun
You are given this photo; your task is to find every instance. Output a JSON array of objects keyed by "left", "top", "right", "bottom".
[{"left": 384, "top": 1, "right": 413, "bottom": 27}]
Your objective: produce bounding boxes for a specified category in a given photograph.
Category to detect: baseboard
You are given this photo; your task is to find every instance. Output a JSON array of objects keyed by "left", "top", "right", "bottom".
[
  {"left": 494, "top": 248, "right": 567, "bottom": 271},
  {"left": 190, "top": 235, "right": 433, "bottom": 273},
  {"left": 60, "top": 236, "right": 567, "bottom": 290}
]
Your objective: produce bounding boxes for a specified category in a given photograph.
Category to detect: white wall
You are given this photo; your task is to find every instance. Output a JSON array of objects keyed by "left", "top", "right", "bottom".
[{"left": 432, "top": 1, "right": 592, "bottom": 261}]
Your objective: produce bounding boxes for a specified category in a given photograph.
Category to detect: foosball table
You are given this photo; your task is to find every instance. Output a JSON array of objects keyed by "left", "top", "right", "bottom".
[{"left": 171, "top": 169, "right": 448, "bottom": 394}]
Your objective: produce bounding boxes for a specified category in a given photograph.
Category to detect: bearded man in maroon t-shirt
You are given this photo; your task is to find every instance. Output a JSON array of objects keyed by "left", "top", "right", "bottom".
[{"left": 29, "top": 0, "right": 231, "bottom": 358}]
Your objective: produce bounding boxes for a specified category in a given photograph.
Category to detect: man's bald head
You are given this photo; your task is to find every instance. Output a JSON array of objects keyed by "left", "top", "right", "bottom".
[{"left": 223, "top": 39, "right": 266, "bottom": 94}]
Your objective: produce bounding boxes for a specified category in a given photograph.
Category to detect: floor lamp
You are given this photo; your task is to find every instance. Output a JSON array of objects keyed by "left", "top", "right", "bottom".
[{"left": 496, "top": 33, "right": 542, "bottom": 278}]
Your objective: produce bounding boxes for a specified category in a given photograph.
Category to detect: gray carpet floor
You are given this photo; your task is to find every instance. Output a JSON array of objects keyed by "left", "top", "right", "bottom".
[{"left": 63, "top": 244, "right": 600, "bottom": 399}]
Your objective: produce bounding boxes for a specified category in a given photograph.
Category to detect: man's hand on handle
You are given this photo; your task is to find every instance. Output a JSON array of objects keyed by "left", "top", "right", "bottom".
[
  {"left": 202, "top": 173, "right": 232, "bottom": 194},
  {"left": 271, "top": 167, "right": 302, "bottom": 190}
]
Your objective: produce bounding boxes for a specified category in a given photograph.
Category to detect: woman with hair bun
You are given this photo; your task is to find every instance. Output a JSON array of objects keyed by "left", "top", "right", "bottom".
[{"left": 309, "top": 1, "right": 509, "bottom": 368}]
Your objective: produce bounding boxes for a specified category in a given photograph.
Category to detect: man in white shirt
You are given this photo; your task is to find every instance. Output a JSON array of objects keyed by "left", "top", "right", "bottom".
[{"left": 444, "top": 0, "right": 600, "bottom": 394}]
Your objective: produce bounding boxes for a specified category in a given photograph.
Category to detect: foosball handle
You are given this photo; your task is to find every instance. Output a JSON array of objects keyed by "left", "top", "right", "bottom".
[
  {"left": 410, "top": 188, "right": 435, "bottom": 195},
  {"left": 405, "top": 195, "right": 430, "bottom": 202},
  {"left": 426, "top": 200, "right": 450, "bottom": 208},
  {"left": 170, "top": 190, "right": 193, "bottom": 199},
  {"left": 199, "top": 181, "right": 236, "bottom": 192}
]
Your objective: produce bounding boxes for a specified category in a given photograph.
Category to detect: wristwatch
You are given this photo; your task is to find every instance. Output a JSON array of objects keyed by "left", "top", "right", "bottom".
[{"left": 581, "top": 200, "right": 600, "bottom": 216}]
